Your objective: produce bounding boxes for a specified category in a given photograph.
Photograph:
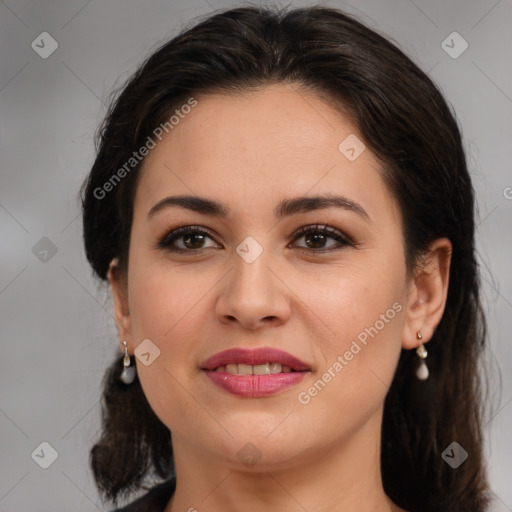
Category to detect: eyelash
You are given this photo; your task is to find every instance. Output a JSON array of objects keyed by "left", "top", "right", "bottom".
[{"left": 157, "top": 224, "right": 356, "bottom": 254}]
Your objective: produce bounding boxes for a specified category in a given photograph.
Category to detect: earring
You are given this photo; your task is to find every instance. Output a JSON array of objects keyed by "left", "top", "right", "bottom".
[
  {"left": 120, "top": 341, "right": 136, "bottom": 384},
  {"left": 415, "top": 331, "right": 429, "bottom": 380}
]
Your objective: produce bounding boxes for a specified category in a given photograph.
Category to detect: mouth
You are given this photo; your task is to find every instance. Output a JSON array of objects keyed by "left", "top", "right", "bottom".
[{"left": 201, "top": 347, "right": 311, "bottom": 397}]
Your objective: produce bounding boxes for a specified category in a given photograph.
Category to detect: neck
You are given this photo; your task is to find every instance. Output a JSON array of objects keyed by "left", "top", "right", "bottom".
[{"left": 164, "top": 406, "right": 404, "bottom": 512}]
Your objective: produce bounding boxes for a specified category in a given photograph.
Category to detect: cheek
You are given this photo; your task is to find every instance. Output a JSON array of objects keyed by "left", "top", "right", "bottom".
[
  {"left": 128, "top": 258, "right": 204, "bottom": 339},
  {"left": 127, "top": 263, "right": 208, "bottom": 434},
  {"left": 300, "top": 259, "right": 403, "bottom": 340},
  {"left": 126, "top": 262, "right": 194, "bottom": 378},
  {"left": 301, "top": 250, "right": 406, "bottom": 382},
  {"left": 294, "top": 280, "right": 405, "bottom": 436}
]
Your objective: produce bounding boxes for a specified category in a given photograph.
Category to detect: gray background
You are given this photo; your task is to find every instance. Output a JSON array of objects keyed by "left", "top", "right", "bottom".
[{"left": 1, "top": 0, "right": 511, "bottom": 510}]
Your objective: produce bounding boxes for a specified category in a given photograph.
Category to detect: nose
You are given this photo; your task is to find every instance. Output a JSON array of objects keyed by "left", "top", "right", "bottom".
[{"left": 214, "top": 245, "right": 292, "bottom": 330}]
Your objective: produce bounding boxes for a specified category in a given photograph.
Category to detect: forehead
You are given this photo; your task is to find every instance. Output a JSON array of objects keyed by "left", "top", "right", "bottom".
[
  {"left": 144, "top": 84, "right": 357, "bottom": 169},
  {"left": 133, "top": 83, "right": 399, "bottom": 225}
]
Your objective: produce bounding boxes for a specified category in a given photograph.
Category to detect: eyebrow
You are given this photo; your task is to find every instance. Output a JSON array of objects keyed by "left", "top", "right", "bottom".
[{"left": 147, "top": 194, "right": 371, "bottom": 222}]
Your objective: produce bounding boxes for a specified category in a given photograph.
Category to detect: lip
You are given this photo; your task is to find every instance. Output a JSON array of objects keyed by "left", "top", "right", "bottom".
[
  {"left": 201, "top": 347, "right": 311, "bottom": 398},
  {"left": 201, "top": 347, "right": 310, "bottom": 371}
]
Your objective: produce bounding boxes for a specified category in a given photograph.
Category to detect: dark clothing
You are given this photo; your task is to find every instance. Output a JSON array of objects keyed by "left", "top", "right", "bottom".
[{"left": 111, "top": 478, "right": 176, "bottom": 512}]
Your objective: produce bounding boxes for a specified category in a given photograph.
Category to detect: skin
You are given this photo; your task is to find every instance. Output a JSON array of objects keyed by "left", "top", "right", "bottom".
[{"left": 108, "top": 83, "right": 452, "bottom": 512}]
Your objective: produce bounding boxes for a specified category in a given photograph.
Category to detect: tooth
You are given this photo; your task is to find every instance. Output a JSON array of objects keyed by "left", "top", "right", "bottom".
[
  {"left": 220, "top": 363, "right": 296, "bottom": 375},
  {"left": 269, "top": 362, "right": 282, "bottom": 374},
  {"left": 238, "top": 364, "right": 253, "bottom": 375},
  {"left": 253, "top": 363, "right": 271, "bottom": 375},
  {"left": 225, "top": 364, "right": 238, "bottom": 375}
]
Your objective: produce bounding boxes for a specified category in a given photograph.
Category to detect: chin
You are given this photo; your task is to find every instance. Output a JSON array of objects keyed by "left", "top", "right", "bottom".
[{"left": 201, "top": 421, "right": 312, "bottom": 469}]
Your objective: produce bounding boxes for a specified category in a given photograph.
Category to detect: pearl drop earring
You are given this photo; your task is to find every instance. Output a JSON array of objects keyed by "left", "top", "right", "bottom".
[
  {"left": 120, "top": 341, "right": 136, "bottom": 384},
  {"left": 415, "top": 331, "right": 429, "bottom": 380}
]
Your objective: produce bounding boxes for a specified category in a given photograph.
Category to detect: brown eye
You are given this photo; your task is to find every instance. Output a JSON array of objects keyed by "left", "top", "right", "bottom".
[
  {"left": 291, "top": 224, "right": 354, "bottom": 253},
  {"left": 158, "top": 226, "right": 219, "bottom": 252}
]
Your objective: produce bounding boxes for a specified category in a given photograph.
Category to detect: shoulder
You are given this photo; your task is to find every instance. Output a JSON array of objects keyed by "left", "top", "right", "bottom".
[{"left": 109, "top": 478, "right": 176, "bottom": 512}]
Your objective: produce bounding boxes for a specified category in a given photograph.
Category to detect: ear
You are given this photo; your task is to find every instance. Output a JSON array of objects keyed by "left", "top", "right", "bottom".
[
  {"left": 401, "top": 238, "right": 452, "bottom": 349},
  {"left": 107, "top": 258, "right": 132, "bottom": 348}
]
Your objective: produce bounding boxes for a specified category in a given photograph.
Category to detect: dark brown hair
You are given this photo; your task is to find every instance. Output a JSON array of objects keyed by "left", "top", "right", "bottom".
[{"left": 80, "top": 5, "right": 491, "bottom": 511}]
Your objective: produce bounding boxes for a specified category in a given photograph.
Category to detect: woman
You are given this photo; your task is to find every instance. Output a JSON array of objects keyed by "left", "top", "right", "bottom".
[{"left": 80, "top": 5, "right": 490, "bottom": 512}]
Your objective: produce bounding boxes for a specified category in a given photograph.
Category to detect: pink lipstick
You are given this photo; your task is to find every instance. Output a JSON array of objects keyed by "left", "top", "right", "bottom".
[{"left": 201, "top": 347, "right": 310, "bottom": 398}]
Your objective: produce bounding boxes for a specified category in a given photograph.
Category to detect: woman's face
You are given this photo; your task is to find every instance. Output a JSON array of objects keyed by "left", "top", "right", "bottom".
[{"left": 114, "top": 83, "right": 414, "bottom": 470}]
